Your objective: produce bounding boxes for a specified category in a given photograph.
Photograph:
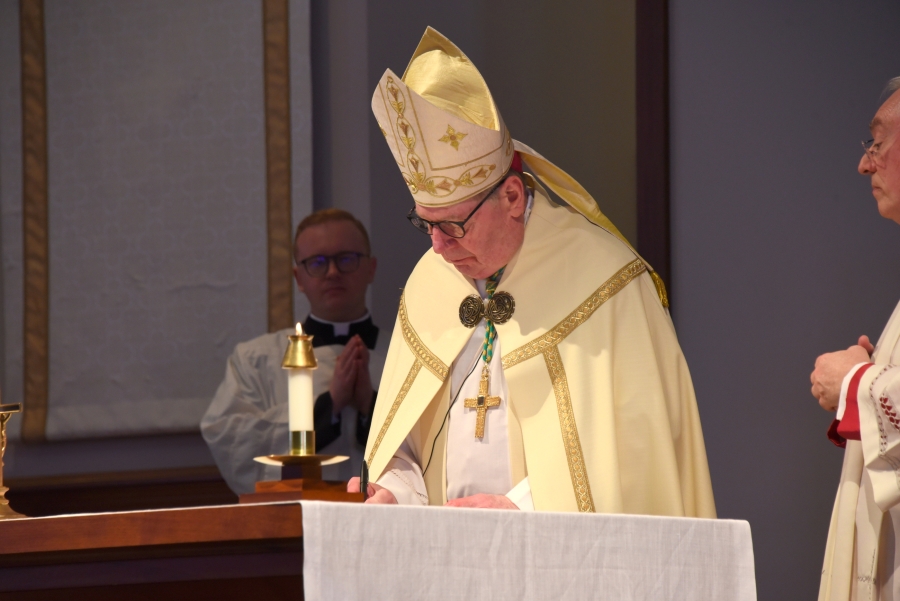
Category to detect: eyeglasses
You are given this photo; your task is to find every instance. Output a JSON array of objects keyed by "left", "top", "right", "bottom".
[
  {"left": 862, "top": 138, "right": 887, "bottom": 168},
  {"left": 406, "top": 178, "right": 506, "bottom": 239},
  {"left": 298, "top": 252, "right": 367, "bottom": 278}
]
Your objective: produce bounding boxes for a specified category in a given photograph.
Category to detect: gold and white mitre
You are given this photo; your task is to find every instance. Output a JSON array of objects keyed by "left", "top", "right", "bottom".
[
  {"left": 371, "top": 27, "right": 668, "bottom": 304},
  {"left": 371, "top": 27, "right": 513, "bottom": 206}
]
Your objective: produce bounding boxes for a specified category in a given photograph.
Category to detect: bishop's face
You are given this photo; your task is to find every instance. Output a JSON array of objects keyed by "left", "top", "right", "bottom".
[
  {"left": 859, "top": 89, "right": 900, "bottom": 225},
  {"left": 416, "top": 176, "right": 527, "bottom": 280}
]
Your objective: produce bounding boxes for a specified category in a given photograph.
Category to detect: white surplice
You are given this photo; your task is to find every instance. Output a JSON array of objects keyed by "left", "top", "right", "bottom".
[{"left": 822, "top": 300, "right": 900, "bottom": 601}]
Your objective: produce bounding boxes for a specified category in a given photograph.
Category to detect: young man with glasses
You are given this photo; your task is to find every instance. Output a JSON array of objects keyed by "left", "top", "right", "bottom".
[
  {"left": 348, "top": 28, "right": 715, "bottom": 517},
  {"left": 202, "top": 209, "right": 387, "bottom": 494},
  {"left": 812, "top": 78, "right": 900, "bottom": 601}
]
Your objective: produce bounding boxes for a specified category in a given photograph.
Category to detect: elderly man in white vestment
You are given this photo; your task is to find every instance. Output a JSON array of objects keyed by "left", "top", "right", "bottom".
[
  {"left": 347, "top": 27, "right": 716, "bottom": 516},
  {"left": 813, "top": 78, "right": 900, "bottom": 601},
  {"left": 202, "top": 209, "right": 389, "bottom": 494}
]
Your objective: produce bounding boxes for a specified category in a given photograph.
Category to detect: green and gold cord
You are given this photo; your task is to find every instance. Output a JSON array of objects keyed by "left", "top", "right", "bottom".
[{"left": 481, "top": 267, "right": 505, "bottom": 364}]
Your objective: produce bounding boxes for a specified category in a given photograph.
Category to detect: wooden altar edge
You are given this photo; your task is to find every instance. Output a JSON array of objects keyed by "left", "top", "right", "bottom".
[
  {"left": 1, "top": 575, "right": 303, "bottom": 599},
  {"left": 0, "top": 537, "right": 302, "bottom": 569},
  {"left": 0, "top": 502, "right": 303, "bottom": 558},
  {"left": 0, "top": 545, "right": 304, "bottom": 593},
  {"left": 5, "top": 465, "right": 238, "bottom": 517}
]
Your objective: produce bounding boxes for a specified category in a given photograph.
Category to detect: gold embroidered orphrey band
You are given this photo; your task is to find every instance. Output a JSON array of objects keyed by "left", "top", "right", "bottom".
[
  {"left": 365, "top": 293, "right": 449, "bottom": 468},
  {"left": 398, "top": 291, "right": 449, "bottom": 380},
  {"left": 502, "top": 259, "right": 646, "bottom": 370},
  {"left": 367, "top": 360, "right": 423, "bottom": 465},
  {"left": 500, "top": 258, "right": 643, "bottom": 513},
  {"left": 544, "top": 345, "right": 594, "bottom": 512},
  {"left": 371, "top": 259, "right": 645, "bottom": 504}
]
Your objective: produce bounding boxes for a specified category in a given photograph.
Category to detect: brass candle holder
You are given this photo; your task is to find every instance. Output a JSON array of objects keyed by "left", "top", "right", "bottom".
[
  {"left": 0, "top": 403, "right": 24, "bottom": 520},
  {"left": 242, "top": 330, "right": 357, "bottom": 504},
  {"left": 283, "top": 330, "right": 317, "bottom": 456}
]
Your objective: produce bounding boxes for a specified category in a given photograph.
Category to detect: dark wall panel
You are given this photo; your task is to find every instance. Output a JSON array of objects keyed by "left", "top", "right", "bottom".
[{"left": 670, "top": 1, "right": 900, "bottom": 598}]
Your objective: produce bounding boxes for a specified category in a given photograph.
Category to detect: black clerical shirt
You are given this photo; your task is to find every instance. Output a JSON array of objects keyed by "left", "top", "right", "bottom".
[{"left": 306, "top": 315, "right": 380, "bottom": 451}]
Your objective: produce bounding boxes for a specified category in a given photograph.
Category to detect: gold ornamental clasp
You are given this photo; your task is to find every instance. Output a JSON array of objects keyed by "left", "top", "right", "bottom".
[
  {"left": 486, "top": 291, "right": 515, "bottom": 324},
  {"left": 459, "top": 294, "right": 484, "bottom": 327},
  {"left": 458, "top": 291, "right": 515, "bottom": 327}
]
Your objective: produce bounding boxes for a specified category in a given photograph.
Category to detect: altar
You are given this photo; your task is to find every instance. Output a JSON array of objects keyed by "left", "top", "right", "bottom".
[
  {"left": 302, "top": 502, "right": 757, "bottom": 601},
  {"left": 0, "top": 501, "right": 756, "bottom": 600},
  {"left": 0, "top": 503, "right": 303, "bottom": 599}
]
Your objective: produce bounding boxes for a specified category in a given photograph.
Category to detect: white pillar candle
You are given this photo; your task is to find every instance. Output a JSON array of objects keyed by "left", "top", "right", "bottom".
[
  {"left": 288, "top": 368, "right": 314, "bottom": 431},
  {"left": 287, "top": 322, "right": 315, "bottom": 432}
]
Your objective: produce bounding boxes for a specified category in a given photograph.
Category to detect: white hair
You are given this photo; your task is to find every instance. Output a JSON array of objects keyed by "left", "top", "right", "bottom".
[{"left": 887, "top": 77, "right": 900, "bottom": 93}]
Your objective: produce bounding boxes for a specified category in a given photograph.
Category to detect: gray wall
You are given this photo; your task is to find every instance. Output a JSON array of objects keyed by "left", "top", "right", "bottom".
[
  {"left": 1, "top": 0, "right": 313, "bottom": 476},
  {"left": 670, "top": 1, "right": 900, "bottom": 599},
  {"left": 42, "top": 0, "right": 269, "bottom": 439}
]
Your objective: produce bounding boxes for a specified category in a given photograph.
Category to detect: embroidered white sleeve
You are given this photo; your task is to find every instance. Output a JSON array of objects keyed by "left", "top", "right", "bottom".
[
  {"left": 375, "top": 439, "right": 428, "bottom": 506},
  {"left": 857, "top": 364, "right": 900, "bottom": 512}
]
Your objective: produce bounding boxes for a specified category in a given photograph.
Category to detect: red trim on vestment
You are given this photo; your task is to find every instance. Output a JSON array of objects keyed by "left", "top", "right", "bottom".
[
  {"left": 827, "top": 419, "right": 845, "bottom": 448},
  {"left": 828, "top": 363, "right": 875, "bottom": 447}
]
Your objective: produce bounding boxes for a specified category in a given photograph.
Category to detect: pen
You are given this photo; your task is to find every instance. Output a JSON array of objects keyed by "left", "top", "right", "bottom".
[{"left": 360, "top": 460, "right": 369, "bottom": 501}]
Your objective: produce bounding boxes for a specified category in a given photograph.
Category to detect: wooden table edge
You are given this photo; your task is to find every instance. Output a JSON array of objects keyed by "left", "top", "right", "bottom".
[{"left": 0, "top": 502, "right": 304, "bottom": 556}]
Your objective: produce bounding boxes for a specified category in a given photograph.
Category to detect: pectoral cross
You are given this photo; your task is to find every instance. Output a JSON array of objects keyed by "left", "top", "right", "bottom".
[{"left": 463, "top": 366, "right": 500, "bottom": 438}]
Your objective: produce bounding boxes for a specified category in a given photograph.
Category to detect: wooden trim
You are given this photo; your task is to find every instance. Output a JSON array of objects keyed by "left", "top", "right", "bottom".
[
  {"left": 0, "top": 503, "right": 303, "bottom": 597},
  {"left": 263, "top": 0, "right": 295, "bottom": 332},
  {"left": 0, "top": 503, "right": 302, "bottom": 556},
  {"left": 20, "top": 0, "right": 48, "bottom": 442},
  {"left": 635, "top": 0, "right": 671, "bottom": 292},
  {"left": 0, "top": 576, "right": 304, "bottom": 599},
  {"left": 5, "top": 466, "right": 237, "bottom": 517},
  {"left": 6, "top": 465, "right": 227, "bottom": 490}
]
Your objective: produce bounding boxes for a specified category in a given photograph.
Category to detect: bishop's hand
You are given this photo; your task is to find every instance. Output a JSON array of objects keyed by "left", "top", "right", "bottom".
[
  {"left": 347, "top": 477, "right": 397, "bottom": 504},
  {"left": 445, "top": 493, "right": 519, "bottom": 510}
]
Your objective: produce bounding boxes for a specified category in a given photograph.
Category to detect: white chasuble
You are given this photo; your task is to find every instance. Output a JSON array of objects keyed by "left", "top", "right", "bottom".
[
  {"left": 366, "top": 191, "right": 716, "bottom": 516},
  {"left": 821, "top": 300, "right": 900, "bottom": 601}
]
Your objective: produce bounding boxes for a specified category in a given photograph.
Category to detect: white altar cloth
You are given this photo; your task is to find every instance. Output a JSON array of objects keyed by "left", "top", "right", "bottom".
[{"left": 301, "top": 501, "right": 756, "bottom": 601}]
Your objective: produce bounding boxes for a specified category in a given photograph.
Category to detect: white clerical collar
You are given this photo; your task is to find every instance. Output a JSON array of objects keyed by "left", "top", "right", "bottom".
[
  {"left": 522, "top": 186, "right": 535, "bottom": 224},
  {"left": 308, "top": 312, "right": 371, "bottom": 337}
]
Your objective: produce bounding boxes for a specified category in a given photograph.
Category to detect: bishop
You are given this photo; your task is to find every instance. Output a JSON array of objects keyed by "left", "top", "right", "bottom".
[{"left": 348, "top": 27, "right": 716, "bottom": 516}]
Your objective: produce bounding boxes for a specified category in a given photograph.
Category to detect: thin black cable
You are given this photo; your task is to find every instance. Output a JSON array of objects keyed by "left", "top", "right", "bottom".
[{"left": 421, "top": 357, "right": 481, "bottom": 477}]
